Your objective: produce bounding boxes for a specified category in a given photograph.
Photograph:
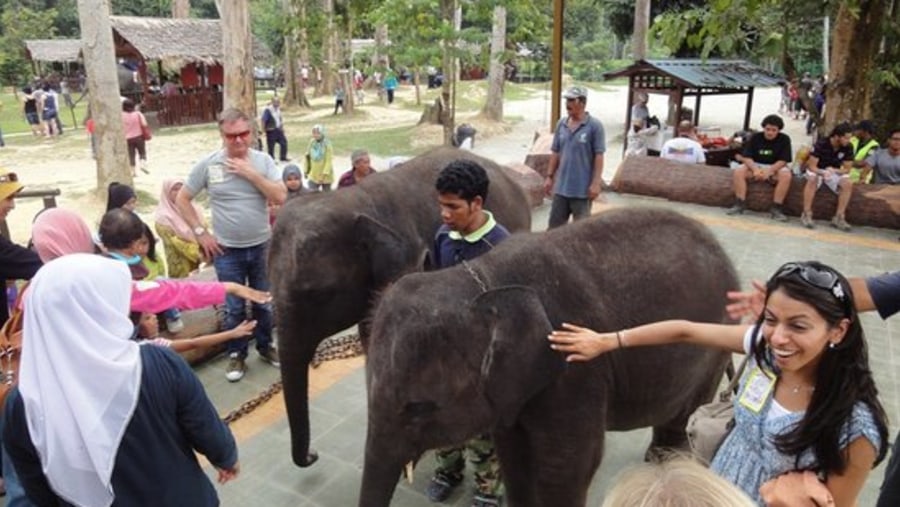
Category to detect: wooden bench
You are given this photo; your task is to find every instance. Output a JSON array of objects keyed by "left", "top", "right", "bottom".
[{"left": 612, "top": 156, "right": 900, "bottom": 229}]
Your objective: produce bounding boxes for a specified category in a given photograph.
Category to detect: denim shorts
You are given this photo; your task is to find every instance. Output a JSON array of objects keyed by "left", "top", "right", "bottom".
[{"left": 25, "top": 112, "right": 39, "bottom": 125}]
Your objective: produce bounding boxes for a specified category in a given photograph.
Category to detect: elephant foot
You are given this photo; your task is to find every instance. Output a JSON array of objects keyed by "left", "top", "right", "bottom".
[{"left": 297, "top": 450, "right": 320, "bottom": 467}]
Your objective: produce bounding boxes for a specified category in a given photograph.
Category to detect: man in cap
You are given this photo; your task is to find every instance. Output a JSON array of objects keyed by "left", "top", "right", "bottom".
[
  {"left": 544, "top": 85, "right": 606, "bottom": 229},
  {"left": 0, "top": 170, "right": 42, "bottom": 323}
]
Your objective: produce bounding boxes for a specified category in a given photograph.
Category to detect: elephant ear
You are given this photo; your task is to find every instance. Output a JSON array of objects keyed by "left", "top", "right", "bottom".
[
  {"left": 354, "top": 214, "right": 430, "bottom": 289},
  {"left": 472, "top": 286, "right": 566, "bottom": 427}
]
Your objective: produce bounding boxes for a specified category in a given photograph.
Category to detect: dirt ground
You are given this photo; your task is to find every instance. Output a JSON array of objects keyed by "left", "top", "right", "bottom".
[{"left": 0, "top": 84, "right": 794, "bottom": 245}]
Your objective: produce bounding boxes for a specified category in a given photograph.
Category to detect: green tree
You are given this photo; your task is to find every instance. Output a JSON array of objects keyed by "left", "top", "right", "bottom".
[{"left": 0, "top": 6, "right": 57, "bottom": 87}]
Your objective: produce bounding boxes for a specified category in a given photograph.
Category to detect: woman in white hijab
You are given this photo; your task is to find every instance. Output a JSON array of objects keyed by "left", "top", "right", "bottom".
[{"left": 2, "top": 254, "right": 239, "bottom": 506}]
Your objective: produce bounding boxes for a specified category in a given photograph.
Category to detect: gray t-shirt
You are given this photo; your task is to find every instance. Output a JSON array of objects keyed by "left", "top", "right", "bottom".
[
  {"left": 865, "top": 148, "right": 900, "bottom": 184},
  {"left": 184, "top": 149, "right": 280, "bottom": 248},
  {"left": 551, "top": 114, "right": 606, "bottom": 199}
]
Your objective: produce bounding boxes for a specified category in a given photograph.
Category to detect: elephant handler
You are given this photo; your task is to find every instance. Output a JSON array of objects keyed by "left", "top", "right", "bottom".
[
  {"left": 175, "top": 108, "right": 286, "bottom": 382},
  {"left": 426, "top": 160, "right": 510, "bottom": 507}
]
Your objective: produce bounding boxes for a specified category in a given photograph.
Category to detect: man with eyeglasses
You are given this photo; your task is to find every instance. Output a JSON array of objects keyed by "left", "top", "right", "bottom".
[
  {"left": 860, "top": 128, "right": 900, "bottom": 185},
  {"left": 0, "top": 170, "right": 42, "bottom": 324},
  {"left": 175, "top": 108, "right": 286, "bottom": 382},
  {"left": 544, "top": 85, "right": 606, "bottom": 229}
]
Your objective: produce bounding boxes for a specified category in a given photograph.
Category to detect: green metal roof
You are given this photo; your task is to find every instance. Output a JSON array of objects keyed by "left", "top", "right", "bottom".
[{"left": 605, "top": 59, "right": 783, "bottom": 89}]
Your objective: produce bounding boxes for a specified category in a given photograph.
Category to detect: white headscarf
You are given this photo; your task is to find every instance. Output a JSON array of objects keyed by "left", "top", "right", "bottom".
[{"left": 20, "top": 254, "right": 142, "bottom": 507}]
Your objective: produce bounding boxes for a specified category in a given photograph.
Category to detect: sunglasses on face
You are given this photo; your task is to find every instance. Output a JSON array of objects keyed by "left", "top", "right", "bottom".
[
  {"left": 0, "top": 172, "right": 18, "bottom": 183},
  {"left": 223, "top": 130, "right": 251, "bottom": 142},
  {"left": 774, "top": 262, "right": 850, "bottom": 311}
]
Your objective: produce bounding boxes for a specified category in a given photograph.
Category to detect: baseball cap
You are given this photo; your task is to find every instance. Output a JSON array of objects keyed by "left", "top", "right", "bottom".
[
  {"left": 0, "top": 171, "right": 23, "bottom": 202},
  {"left": 563, "top": 86, "right": 588, "bottom": 100}
]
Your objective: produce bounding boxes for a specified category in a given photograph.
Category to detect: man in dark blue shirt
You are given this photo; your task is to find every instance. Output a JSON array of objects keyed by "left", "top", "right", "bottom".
[
  {"left": 802, "top": 123, "right": 855, "bottom": 231},
  {"left": 428, "top": 160, "right": 509, "bottom": 507}
]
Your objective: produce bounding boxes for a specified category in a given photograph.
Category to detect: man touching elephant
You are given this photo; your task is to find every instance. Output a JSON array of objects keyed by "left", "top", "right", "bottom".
[
  {"left": 176, "top": 108, "right": 286, "bottom": 382},
  {"left": 427, "top": 160, "right": 509, "bottom": 507}
]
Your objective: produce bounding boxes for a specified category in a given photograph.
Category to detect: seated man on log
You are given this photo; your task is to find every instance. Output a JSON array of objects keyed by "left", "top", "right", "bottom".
[
  {"left": 860, "top": 127, "right": 900, "bottom": 185},
  {"left": 801, "top": 122, "right": 855, "bottom": 231},
  {"left": 660, "top": 120, "right": 706, "bottom": 165},
  {"left": 726, "top": 114, "right": 793, "bottom": 221}
]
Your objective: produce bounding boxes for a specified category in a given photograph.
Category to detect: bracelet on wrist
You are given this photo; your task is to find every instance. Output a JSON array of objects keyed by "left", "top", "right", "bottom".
[{"left": 615, "top": 330, "right": 624, "bottom": 349}]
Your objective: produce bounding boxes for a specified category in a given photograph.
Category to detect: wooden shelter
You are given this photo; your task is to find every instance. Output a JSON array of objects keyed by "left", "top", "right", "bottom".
[
  {"left": 23, "top": 39, "right": 83, "bottom": 82},
  {"left": 604, "top": 59, "right": 783, "bottom": 132},
  {"left": 109, "top": 16, "right": 272, "bottom": 126}
]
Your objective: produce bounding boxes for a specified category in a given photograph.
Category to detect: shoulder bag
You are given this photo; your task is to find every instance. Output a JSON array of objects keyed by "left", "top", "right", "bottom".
[{"left": 686, "top": 353, "right": 750, "bottom": 464}]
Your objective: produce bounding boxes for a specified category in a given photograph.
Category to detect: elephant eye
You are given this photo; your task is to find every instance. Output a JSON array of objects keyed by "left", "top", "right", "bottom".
[{"left": 402, "top": 401, "right": 437, "bottom": 418}]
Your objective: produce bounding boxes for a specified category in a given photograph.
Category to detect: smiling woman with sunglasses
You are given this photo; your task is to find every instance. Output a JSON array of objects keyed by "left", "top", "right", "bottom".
[{"left": 549, "top": 261, "right": 889, "bottom": 507}]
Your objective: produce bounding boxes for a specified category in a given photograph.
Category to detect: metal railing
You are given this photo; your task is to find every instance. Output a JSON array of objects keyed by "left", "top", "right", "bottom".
[{"left": 0, "top": 189, "right": 60, "bottom": 240}]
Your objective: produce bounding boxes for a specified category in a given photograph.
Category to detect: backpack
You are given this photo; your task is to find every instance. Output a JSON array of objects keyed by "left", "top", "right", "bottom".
[
  {"left": 0, "top": 284, "right": 26, "bottom": 409},
  {"left": 44, "top": 93, "right": 56, "bottom": 111}
]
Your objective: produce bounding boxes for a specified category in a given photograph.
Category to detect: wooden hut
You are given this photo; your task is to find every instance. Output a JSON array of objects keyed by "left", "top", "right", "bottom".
[
  {"left": 23, "top": 39, "right": 83, "bottom": 86},
  {"left": 109, "top": 16, "right": 272, "bottom": 127}
]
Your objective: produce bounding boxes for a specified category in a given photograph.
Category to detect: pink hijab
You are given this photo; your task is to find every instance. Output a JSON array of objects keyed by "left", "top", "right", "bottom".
[
  {"left": 31, "top": 208, "right": 96, "bottom": 263},
  {"left": 154, "top": 179, "right": 203, "bottom": 241}
]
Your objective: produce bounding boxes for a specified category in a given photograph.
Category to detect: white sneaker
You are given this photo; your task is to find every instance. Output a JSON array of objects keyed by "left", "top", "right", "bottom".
[
  {"left": 225, "top": 353, "right": 246, "bottom": 382},
  {"left": 166, "top": 317, "right": 185, "bottom": 334}
]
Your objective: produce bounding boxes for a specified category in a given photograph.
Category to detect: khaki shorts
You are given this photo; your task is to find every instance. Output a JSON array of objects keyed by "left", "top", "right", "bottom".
[{"left": 805, "top": 170, "right": 848, "bottom": 194}]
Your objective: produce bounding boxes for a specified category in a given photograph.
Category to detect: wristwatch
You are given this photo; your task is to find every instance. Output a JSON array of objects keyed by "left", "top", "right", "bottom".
[{"left": 193, "top": 225, "right": 207, "bottom": 236}]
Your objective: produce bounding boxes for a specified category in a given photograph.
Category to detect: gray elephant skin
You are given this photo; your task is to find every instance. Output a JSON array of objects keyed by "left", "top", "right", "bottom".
[
  {"left": 360, "top": 207, "right": 737, "bottom": 507},
  {"left": 268, "top": 146, "right": 532, "bottom": 467}
]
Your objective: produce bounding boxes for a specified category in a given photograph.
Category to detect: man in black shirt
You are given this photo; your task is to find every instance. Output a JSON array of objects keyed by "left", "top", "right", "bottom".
[
  {"left": 726, "top": 114, "right": 793, "bottom": 221},
  {"left": 802, "top": 123, "right": 855, "bottom": 231}
]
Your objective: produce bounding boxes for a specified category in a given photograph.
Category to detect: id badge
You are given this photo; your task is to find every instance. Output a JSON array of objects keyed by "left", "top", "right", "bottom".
[
  {"left": 738, "top": 366, "right": 775, "bottom": 413},
  {"left": 209, "top": 163, "right": 226, "bottom": 184}
]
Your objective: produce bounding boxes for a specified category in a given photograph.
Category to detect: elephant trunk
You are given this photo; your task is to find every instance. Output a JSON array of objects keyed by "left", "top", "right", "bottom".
[
  {"left": 281, "top": 348, "right": 318, "bottom": 467},
  {"left": 358, "top": 426, "right": 408, "bottom": 507}
]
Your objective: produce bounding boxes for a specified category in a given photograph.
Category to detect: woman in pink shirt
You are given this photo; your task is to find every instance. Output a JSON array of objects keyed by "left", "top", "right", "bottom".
[{"left": 122, "top": 98, "right": 149, "bottom": 177}]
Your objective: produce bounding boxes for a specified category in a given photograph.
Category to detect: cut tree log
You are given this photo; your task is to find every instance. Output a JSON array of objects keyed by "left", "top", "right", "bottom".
[
  {"left": 502, "top": 163, "right": 544, "bottom": 208},
  {"left": 613, "top": 156, "right": 900, "bottom": 229}
]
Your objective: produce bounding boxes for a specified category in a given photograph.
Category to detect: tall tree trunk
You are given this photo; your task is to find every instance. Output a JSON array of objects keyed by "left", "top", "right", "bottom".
[
  {"left": 824, "top": 0, "right": 885, "bottom": 131},
  {"left": 295, "top": 0, "right": 311, "bottom": 107},
  {"left": 216, "top": 0, "right": 257, "bottom": 121},
  {"left": 77, "top": 0, "right": 130, "bottom": 191},
  {"left": 481, "top": 5, "right": 506, "bottom": 121},
  {"left": 632, "top": 0, "right": 650, "bottom": 60},
  {"left": 373, "top": 24, "right": 389, "bottom": 69},
  {"left": 439, "top": 0, "right": 457, "bottom": 146},
  {"left": 871, "top": 0, "right": 900, "bottom": 135},
  {"left": 172, "top": 0, "right": 190, "bottom": 17},
  {"left": 283, "top": 0, "right": 298, "bottom": 104},
  {"left": 319, "top": 0, "right": 336, "bottom": 96}
]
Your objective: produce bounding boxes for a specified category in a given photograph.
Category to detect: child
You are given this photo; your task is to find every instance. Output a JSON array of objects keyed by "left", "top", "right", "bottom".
[
  {"left": 137, "top": 223, "right": 167, "bottom": 281},
  {"left": 134, "top": 312, "right": 257, "bottom": 353}
]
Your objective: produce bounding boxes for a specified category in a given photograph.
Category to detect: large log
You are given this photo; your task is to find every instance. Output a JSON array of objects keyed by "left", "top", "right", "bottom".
[
  {"left": 502, "top": 163, "right": 545, "bottom": 208},
  {"left": 523, "top": 130, "right": 553, "bottom": 178},
  {"left": 613, "top": 156, "right": 900, "bottom": 229}
]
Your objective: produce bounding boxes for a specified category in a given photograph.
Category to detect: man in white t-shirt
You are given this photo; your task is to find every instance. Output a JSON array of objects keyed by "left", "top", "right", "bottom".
[{"left": 661, "top": 121, "right": 706, "bottom": 165}]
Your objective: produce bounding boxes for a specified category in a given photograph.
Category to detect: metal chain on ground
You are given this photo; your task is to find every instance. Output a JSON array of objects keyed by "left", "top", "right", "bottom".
[
  {"left": 222, "top": 380, "right": 283, "bottom": 426},
  {"left": 310, "top": 332, "right": 363, "bottom": 368},
  {"left": 222, "top": 332, "right": 363, "bottom": 425}
]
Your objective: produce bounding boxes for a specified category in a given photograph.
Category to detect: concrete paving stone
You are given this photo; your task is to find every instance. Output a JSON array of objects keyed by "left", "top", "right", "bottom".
[{"left": 266, "top": 450, "right": 352, "bottom": 501}]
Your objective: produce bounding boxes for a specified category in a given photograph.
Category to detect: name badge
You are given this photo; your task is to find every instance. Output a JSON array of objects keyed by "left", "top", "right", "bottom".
[
  {"left": 738, "top": 366, "right": 775, "bottom": 413},
  {"left": 209, "top": 164, "right": 226, "bottom": 184}
]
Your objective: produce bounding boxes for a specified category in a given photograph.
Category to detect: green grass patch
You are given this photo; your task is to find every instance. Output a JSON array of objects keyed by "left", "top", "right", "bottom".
[
  {"left": 328, "top": 125, "right": 422, "bottom": 158},
  {"left": 0, "top": 88, "right": 90, "bottom": 136}
]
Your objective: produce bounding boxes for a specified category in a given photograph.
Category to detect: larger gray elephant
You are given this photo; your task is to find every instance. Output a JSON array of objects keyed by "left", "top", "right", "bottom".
[
  {"left": 268, "top": 147, "right": 532, "bottom": 467},
  {"left": 360, "top": 207, "right": 737, "bottom": 507}
]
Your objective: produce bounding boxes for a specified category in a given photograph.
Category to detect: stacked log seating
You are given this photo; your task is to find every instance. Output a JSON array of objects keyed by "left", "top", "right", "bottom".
[
  {"left": 502, "top": 163, "right": 545, "bottom": 208},
  {"left": 524, "top": 131, "right": 553, "bottom": 178},
  {"left": 612, "top": 156, "right": 900, "bottom": 229}
]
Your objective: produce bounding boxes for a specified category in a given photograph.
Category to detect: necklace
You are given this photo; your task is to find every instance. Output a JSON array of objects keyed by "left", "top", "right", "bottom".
[{"left": 790, "top": 384, "right": 816, "bottom": 395}]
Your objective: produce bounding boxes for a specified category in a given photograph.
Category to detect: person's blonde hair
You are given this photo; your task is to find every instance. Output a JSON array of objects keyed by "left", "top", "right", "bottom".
[{"left": 601, "top": 458, "right": 755, "bottom": 507}]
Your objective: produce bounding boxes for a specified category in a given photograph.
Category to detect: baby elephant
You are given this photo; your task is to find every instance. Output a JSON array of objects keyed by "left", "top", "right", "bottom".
[{"left": 359, "top": 207, "right": 738, "bottom": 507}]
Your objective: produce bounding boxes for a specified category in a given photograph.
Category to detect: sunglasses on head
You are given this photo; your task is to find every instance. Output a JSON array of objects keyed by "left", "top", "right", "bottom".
[
  {"left": 774, "top": 262, "right": 850, "bottom": 310},
  {"left": 0, "top": 172, "right": 18, "bottom": 183}
]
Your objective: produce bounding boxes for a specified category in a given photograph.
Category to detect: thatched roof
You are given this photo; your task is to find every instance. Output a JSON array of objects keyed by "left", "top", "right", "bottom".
[
  {"left": 109, "top": 16, "right": 273, "bottom": 65},
  {"left": 24, "top": 39, "right": 82, "bottom": 63}
]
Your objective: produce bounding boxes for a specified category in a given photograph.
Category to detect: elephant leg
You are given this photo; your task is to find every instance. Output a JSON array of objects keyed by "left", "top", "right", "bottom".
[
  {"left": 529, "top": 427, "right": 601, "bottom": 507},
  {"left": 494, "top": 425, "right": 536, "bottom": 507}
]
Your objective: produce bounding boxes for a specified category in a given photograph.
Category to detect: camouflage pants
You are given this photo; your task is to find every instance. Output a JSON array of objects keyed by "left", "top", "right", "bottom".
[{"left": 434, "top": 433, "right": 503, "bottom": 497}]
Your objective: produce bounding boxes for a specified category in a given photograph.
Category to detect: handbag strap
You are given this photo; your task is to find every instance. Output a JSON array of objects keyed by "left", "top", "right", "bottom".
[{"left": 719, "top": 353, "right": 751, "bottom": 402}]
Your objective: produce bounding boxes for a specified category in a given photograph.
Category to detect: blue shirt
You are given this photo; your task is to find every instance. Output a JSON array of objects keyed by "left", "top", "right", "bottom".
[
  {"left": 551, "top": 114, "right": 605, "bottom": 198},
  {"left": 711, "top": 327, "right": 883, "bottom": 505},
  {"left": 867, "top": 271, "right": 900, "bottom": 319},
  {"left": 433, "top": 211, "right": 510, "bottom": 269}
]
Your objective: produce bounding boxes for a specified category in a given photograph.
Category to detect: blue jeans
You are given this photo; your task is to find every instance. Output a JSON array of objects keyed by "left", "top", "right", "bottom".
[
  {"left": 212, "top": 242, "right": 273, "bottom": 358},
  {"left": 0, "top": 401, "right": 34, "bottom": 507}
]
